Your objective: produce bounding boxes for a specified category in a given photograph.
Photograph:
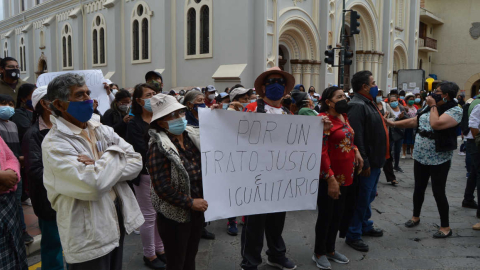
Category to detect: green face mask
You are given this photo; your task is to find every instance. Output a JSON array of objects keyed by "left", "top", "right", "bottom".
[
  {"left": 408, "top": 100, "right": 415, "bottom": 106},
  {"left": 148, "top": 80, "right": 161, "bottom": 92}
]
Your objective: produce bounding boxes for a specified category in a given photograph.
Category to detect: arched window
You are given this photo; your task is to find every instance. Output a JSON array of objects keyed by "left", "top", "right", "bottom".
[
  {"left": 19, "top": 37, "right": 26, "bottom": 72},
  {"left": 92, "top": 14, "right": 107, "bottom": 66},
  {"left": 133, "top": 20, "right": 139, "bottom": 60},
  {"left": 131, "top": 2, "right": 152, "bottom": 63},
  {"left": 39, "top": 30, "right": 45, "bottom": 48},
  {"left": 187, "top": 8, "right": 196, "bottom": 55},
  {"left": 62, "top": 23, "right": 73, "bottom": 69},
  {"left": 200, "top": 6, "right": 209, "bottom": 54},
  {"left": 142, "top": 18, "right": 148, "bottom": 60},
  {"left": 185, "top": 0, "right": 213, "bottom": 58},
  {"left": 3, "top": 42, "right": 7, "bottom": 58}
]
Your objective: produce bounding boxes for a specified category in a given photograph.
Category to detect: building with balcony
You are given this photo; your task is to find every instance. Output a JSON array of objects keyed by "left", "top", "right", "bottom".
[
  {"left": 0, "top": 0, "right": 420, "bottom": 94},
  {"left": 418, "top": 0, "right": 480, "bottom": 98}
]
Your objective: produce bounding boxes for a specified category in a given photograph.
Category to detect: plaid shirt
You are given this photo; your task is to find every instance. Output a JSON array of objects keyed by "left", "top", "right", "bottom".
[{"left": 148, "top": 132, "right": 203, "bottom": 210}]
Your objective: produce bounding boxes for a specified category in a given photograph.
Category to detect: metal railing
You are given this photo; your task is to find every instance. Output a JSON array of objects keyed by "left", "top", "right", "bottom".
[{"left": 419, "top": 37, "right": 437, "bottom": 50}]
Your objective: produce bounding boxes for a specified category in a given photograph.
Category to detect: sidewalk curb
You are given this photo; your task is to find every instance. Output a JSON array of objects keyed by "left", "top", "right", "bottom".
[{"left": 26, "top": 235, "right": 41, "bottom": 256}]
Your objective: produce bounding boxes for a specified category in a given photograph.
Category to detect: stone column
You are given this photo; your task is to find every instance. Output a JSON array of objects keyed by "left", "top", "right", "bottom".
[
  {"left": 378, "top": 54, "right": 384, "bottom": 89},
  {"left": 290, "top": 59, "right": 302, "bottom": 85},
  {"left": 311, "top": 61, "right": 321, "bottom": 92},
  {"left": 371, "top": 53, "right": 380, "bottom": 84},
  {"left": 356, "top": 52, "right": 364, "bottom": 72},
  {"left": 302, "top": 61, "right": 312, "bottom": 89},
  {"left": 364, "top": 52, "right": 372, "bottom": 72}
]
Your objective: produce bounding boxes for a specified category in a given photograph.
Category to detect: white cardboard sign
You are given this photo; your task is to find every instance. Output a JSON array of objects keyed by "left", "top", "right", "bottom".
[
  {"left": 36, "top": 70, "right": 109, "bottom": 114},
  {"left": 199, "top": 108, "right": 323, "bottom": 222}
]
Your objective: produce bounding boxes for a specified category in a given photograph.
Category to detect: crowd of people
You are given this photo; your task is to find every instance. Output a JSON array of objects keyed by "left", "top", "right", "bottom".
[{"left": 0, "top": 54, "right": 478, "bottom": 270}]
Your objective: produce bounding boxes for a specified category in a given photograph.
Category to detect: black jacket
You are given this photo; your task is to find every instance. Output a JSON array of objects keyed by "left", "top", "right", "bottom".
[
  {"left": 347, "top": 94, "right": 387, "bottom": 169},
  {"left": 102, "top": 106, "right": 128, "bottom": 140},
  {"left": 22, "top": 120, "right": 56, "bottom": 220},
  {"left": 11, "top": 107, "right": 33, "bottom": 144},
  {"left": 126, "top": 115, "right": 149, "bottom": 184}
]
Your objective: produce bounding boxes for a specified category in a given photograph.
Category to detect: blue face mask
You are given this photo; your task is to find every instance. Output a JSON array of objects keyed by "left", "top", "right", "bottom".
[
  {"left": 415, "top": 98, "right": 421, "bottom": 104},
  {"left": 390, "top": 101, "right": 399, "bottom": 108},
  {"left": 376, "top": 96, "right": 383, "bottom": 103},
  {"left": 241, "top": 103, "right": 249, "bottom": 108},
  {"left": 222, "top": 103, "right": 229, "bottom": 110},
  {"left": 250, "top": 99, "right": 256, "bottom": 103},
  {"left": 369, "top": 86, "right": 379, "bottom": 99},
  {"left": 66, "top": 100, "right": 94, "bottom": 123},
  {"left": 313, "top": 98, "right": 318, "bottom": 103},
  {"left": 194, "top": 103, "right": 206, "bottom": 111},
  {"left": 265, "top": 83, "right": 285, "bottom": 101},
  {"left": 167, "top": 116, "right": 187, "bottom": 135},
  {"left": 0, "top": 106, "right": 15, "bottom": 120},
  {"left": 400, "top": 96, "right": 405, "bottom": 100},
  {"left": 143, "top": 98, "right": 153, "bottom": 112},
  {"left": 26, "top": 100, "right": 33, "bottom": 109}
]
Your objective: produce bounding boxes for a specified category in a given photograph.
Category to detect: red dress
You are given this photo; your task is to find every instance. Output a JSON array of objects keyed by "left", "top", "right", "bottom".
[{"left": 319, "top": 112, "right": 357, "bottom": 186}]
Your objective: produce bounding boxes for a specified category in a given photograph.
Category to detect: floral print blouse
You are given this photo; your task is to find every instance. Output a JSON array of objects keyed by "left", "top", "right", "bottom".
[
  {"left": 413, "top": 106, "right": 462, "bottom": 165},
  {"left": 319, "top": 112, "right": 357, "bottom": 186}
]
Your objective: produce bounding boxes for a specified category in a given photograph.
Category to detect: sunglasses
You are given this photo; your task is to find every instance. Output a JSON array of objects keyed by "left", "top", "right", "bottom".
[{"left": 264, "top": 78, "right": 286, "bottom": 86}]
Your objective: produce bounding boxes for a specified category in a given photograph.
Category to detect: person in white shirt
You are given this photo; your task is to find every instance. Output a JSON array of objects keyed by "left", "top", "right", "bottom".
[
  {"left": 42, "top": 73, "right": 144, "bottom": 269},
  {"left": 464, "top": 102, "right": 480, "bottom": 230}
]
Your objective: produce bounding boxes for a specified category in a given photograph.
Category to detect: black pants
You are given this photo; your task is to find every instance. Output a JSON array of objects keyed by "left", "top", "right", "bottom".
[
  {"left": 314, "top": 181, "right": 346, "bottom": 255},
  {"left": 157, "top": 211, "right": 204, "bottom": 270},
  {"left": 240, "top": 212, "right": 287, "bottom": 270},
  {"left": 464, "top": 140, "right": 480, "bottom": 208},
  {"left": 383, "top": 139, "right": 402, "bottom": 182},
  {"left": 413, "top": 160, "right": 451, "bottom": 227},
  {"left": 69, "top": 199, "right": 125, "bottom": 270}
]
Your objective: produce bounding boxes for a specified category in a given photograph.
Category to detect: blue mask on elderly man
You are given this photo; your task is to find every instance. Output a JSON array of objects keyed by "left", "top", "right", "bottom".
[
  {"left": 67, "top": 100, "right": 94, "bottom": 123},
  {"left": 265, "top": 83, "right": 285, "bottom": 101}
]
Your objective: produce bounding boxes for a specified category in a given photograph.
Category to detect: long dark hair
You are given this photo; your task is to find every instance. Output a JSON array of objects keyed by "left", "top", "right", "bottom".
[
  {"left": 131, "top": 83, "right": 156, "bottom": 116},
  {"left": 319, "top": 86, "right": 343, "bottom": 113},
  {"left": 16, "top": 83, "right": 36, "bottom": 109}
]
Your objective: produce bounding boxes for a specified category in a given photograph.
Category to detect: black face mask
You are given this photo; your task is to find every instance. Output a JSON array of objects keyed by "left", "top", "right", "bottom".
[
  {"left": 333, "top": 99, "right": 349, "bottom": 114},
  {"left": 282, "top": 98, "right": 292, "bottom": 107},
  {"left": 431, "top": 93, "right": 443, "bottom": 103},
  {"left": 4, "top": 69, "right": 20, "bottom": 80}
]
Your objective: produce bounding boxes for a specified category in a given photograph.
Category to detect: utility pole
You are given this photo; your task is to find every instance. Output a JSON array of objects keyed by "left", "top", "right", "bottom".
[{"left": 325, "top": 0, "right": 360, "bottom": 90}]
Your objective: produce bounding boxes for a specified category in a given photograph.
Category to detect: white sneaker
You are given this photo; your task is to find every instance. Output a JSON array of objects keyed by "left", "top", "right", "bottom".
[
  {"left": 22, "top": 198, "right": 32, "bottom": 206},
  {"left": 458, "top": 152, "right": 466, "bottom": 156},
  {"left": 401, "top": 154, "right": 406, "bottom": 159},
  {"left": 134, "top": 229, "right": 140, "bottom": 235}
]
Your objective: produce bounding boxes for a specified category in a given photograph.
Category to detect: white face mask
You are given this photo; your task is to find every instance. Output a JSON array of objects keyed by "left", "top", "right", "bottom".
[
  {"left": 112, "top": 89, "right": 118, "bottom": 95},
  {"left": 208, "top": 94, "right": 215, "bottom": 100}
]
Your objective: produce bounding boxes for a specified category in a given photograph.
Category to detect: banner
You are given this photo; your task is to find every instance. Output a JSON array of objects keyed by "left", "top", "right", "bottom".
[
  {"left": 199, "top": 108, "right": 323, "bottom": 222},
  {"left": 36, "top": 70, "right": 109, "bottom": 114}
]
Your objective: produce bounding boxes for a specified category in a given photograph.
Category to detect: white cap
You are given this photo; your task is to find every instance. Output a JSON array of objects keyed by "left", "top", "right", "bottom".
[
  {"left": 32, "top": 85, "right": 48, "bottom": 109},
  {"left": 229, "top": 87, "right": 251, "bottom": 101},
  {"left": 151, "top": 94, "right": 186, "bottom": 123}
]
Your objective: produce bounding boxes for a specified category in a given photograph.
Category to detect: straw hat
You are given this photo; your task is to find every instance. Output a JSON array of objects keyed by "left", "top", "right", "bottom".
[{"left": 254, "top": 67, "right": 295, "bottom": 98}]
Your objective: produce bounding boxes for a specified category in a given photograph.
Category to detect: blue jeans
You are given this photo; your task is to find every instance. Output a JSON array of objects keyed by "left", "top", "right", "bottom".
[
  {"left": 39, "top": 218, "right": 66, "bottom": 270},
  {"left": 346, "top": 167, "right": 381, "bottom": 241},
  {"left": 15, "top": 179, "right": 26, "bottom": 231}
]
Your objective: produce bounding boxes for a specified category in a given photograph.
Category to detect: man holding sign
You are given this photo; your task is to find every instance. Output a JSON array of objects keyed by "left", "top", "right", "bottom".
[{"left": 200, "top": 67, "right": 331, "bottom": 270}]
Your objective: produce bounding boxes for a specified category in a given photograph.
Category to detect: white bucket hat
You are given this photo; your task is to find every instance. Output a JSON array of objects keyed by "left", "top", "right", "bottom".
[
  {"left": 150, "top": 93, "right": 186, "bottom": 123},
  {"left": 32, "top": 85, "right": 48, "bottom": 109}
]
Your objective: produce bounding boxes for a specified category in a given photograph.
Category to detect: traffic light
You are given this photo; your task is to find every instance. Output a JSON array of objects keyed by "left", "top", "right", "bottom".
[
  {"left": 344, "top": 50, "right": 354, "bottom": 65},
  {"left": 350, "top": 11, "right": 361, "bottom": 35},
  {"left": 325, "top": 49, "right": 335, "bottom": 65}
]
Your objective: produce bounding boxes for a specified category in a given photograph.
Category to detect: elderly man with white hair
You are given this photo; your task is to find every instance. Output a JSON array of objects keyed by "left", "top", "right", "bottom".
[{"left": 41, "top": 73, "right": 144, "bottom": 269}]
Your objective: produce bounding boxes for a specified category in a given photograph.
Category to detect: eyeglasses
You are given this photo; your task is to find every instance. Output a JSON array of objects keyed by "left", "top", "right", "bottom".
[
  {"left": 264, "top": 78, "right": 286, "bottom": 86},
  {"left": 164, "top": 109, "right": 186, "bottom": 118}
]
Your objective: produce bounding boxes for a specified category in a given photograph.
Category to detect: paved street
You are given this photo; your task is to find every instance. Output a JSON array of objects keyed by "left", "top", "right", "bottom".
[{"left": 29, "top": 143, "right": 480, "bottom": 270}]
